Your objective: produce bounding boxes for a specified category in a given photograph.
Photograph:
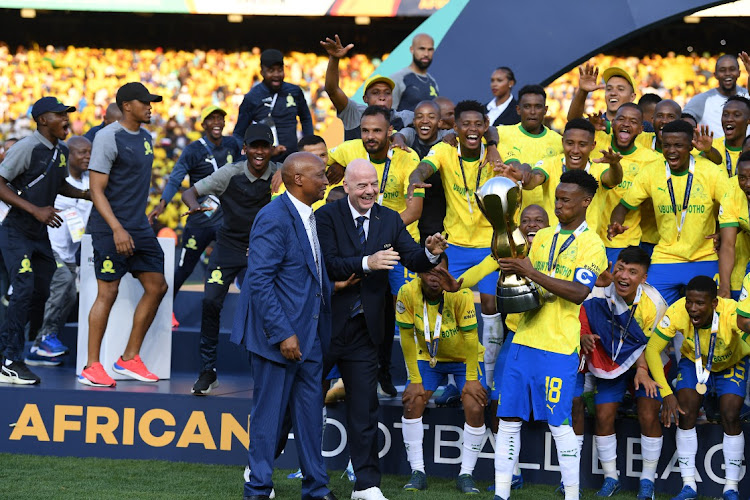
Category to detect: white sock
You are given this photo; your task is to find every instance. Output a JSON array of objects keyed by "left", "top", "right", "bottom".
[
  {"left": 460, "top": 423, "right": 485, "bottom": 476},
  {"left": 577, "top": 434, "right": 584, "bottom": 452},
  {"left": 675, "top": 427, "right": 697, "bottom": 490},
  {"left": 594, "top": 434, "right": 618, "bottom": 479},
  {"left": 481, "top": 313, "right": 504, "bottom": 388},
  {"left": 550, "top": 424, "right": 580, "bottom": 499},
  {"left": 723, "top": 432, "right": 744, "bottom": 492},
  {"left": 447, "top": 373, "right": 456, "bottom": 386},
  {"left": 514, "top": 462, "right": 520, "bottom": 476},
  {"left": 495, "top": 420, "right": 522, "bottom": 499},
  {"left": 640, "top": 435, "right": 662, "bottom": 482},
  {"left": 401, "top": 416, "right": 425, "bottom": 473}
]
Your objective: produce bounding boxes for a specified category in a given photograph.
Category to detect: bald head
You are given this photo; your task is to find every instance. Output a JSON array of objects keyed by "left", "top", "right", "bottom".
[
  {"left": 434, "top": 96, "right": 455, "bottom": 129},
  {"left": 655, "top": 99, "right": 681, "bottom": 116},
  {"left": 104, "top": 103, "right": 123, "bottom": 125},
  {"left": 67, "top": 135, "right": 91, "bottom": 151},
  {"left": 66, "top": 135, "right": 92, "bottom": 177},
  {"left": 410, "top": 33, "right": 435, "bottom": 72},
  {"left": 282, "top": 151, "right": 328, "bottom": 205},
  {"left": 411, "top": 33, "right": 434, "bottom": 49}
]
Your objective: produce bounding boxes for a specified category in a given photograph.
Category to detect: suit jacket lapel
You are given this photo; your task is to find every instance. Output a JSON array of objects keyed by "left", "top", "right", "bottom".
[
  {"left": 281, "top": 193, "right": 319, "bottom": 284},
  {"left": 365, "top": 204, "right": 382, "bottom": 255},
  {"left": 339, "top": 198, "right": 361, "bottom": 249}
]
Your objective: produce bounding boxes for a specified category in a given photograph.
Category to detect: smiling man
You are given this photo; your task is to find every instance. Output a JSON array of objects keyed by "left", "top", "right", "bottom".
[
  {"left": 609, "top": 120, "right": 730, "bottom": 305},
  {"left": 685, "top": 54, "right": 750, "bottom": 138},
  {"left": 718, "top": 151, "right": 750, "bottom": 300},
  {"left": 181, "top": 124, "right": 279, "bottom": 396},
  {"left": 149, "top": 106, "right": 241, "bottom": 324},
  {"left": 0, "top": 97, "right": 90, "bottom": 385},
  {"left": 233, "top": 49, "right": 313, "bottom": 162},
  {"left": 706, "top": 95, "right": 750, "bottom": 176},
  {"left": 646, "top": 276, "right": 749, "bottom": 500}
]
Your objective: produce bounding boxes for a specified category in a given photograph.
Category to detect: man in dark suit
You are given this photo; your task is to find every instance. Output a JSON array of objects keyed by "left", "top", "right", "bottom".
[
  {"left": 231, "top": 152, "right": 336, "bottom": 500},
  {"left": 316, "top": 159, "right": 447, "bottom": 500}
]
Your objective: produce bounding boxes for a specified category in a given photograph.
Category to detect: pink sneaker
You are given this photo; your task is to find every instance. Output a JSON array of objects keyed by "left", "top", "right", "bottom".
[
  {"left": 78, "top": 362, "right": 116, "bottom": 387},
  {"left": 113, "top": 355, "right": 159, "bottom": 382},
  {"left": 171, "top": 312, "right": 180, "bottom": 329}
]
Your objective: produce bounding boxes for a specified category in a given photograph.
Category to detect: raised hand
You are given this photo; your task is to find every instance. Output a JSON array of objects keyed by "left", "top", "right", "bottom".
[
  {"left": 425, "top": 233, "right": 448, "bottom": 255},
  {"left": 429, "top": 265, "right": 463, "bottom": 292},
  {"left": 593, "top": 147, "right": 623, "bottom": 165},
  {"left": 407, "top": 181, "right": 432, "bottom": 200},
  {"left": 692, "top": 125, "right": 714, "bottom": 153},
  {"left": 586, "top": 112, "right": 607, "bottom": 132},
  {"left": 607, "top": 222, "right": 629, "bottom": 241},
  {"left": 740, "top": 51, "right": 750, "bottom": 75},
  {"left": 578, "top": 63, "right": 604, "bottom": 93},
  {"left": 320, "top": 35, "right": 354, "bottom": 59}
]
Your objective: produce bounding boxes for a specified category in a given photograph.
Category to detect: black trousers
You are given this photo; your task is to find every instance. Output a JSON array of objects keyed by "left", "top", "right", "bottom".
[
  {"left": 323, "top": 314, "right": 380, "bottom": 491},
  {"left": 377, "top": 292, "right": 395, "bottom": 381}
]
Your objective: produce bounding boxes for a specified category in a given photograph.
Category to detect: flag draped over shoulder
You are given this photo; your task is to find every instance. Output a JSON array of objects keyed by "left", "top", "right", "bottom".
[{"left": 581, "top": 283, "right": 667, "bottom": 379}]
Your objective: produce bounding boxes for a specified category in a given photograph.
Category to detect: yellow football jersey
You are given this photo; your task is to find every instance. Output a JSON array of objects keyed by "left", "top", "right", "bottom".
[
  {"left": 712, "top": 137, "right": 743, "bottom": 177},
  {"left": 422, "top": 142, "right": 497, "bottom": 248},
  {"left": 328, "top": 139, "right": 422, "bottom": 240},
  {"left": 718, "top": 178, "right": 750, "bottom": 290},
  {"left": 532, "top": 154, "right": 611, "bottom": 234},
  {"left": 621, "top": 156, "right": 729, "bottom": 263},
  {"left": 498, "top": 124, "right": 563, "bottom": 209},
  {"left": 512, "top": 225, "right": 607, "bottom": 355},
  {"left": 396, "top": 278, "right": 482, "bottom": 384},
  {"left": 648, "top": 297, "right": 750, "bottom": 397}
]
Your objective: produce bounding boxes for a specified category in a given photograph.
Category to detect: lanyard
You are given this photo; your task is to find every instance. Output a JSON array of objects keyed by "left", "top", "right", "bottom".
[
  {"left": 726, "top": 142, "right": 734, "bottom": 177},
  {"left": 694, "top": 311, "right": 720, "bottom": 383},
  {"left": 266, "top": 93, "right": 278, "bottom": 118},
  {"left": 457, "top": 143, "right": 486, "bottom": 214},
  {"left": 608, "top": 285, "right": 642, "bottom": 363},
  {"left": 665, "top": 156, "right": 695, "bottom": 241},
  {"left": 198, "top": 138, "right": 219, "bottom": 172},
  {"left": 652, "top": 136, "right": 658, "bottom": 150},
  {"left": 423, "top": 292, "right": 445, "bottom": 367},
  {"left": 562, "top": 161, "right": 591, "bottom": 174},
  {"left": 369, "top": 149, "right": 394, "bottom": 205},
  {"left": 546, "top": 221, "right": 587, "bottom": 278}
]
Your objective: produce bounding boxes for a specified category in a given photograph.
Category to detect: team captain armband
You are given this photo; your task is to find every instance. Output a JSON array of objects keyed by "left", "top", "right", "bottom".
[{"left": 573, "top": 267, "right": 598, "bottom": 289}]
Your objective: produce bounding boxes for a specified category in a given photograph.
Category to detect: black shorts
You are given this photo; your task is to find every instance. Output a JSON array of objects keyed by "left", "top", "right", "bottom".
[{"left": 91, "top": 229, "right": 164, "bottom": 281}]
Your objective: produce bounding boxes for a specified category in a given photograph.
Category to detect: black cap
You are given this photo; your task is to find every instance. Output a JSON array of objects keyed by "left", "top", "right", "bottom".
[
  {"left": 260, "top": 49, "right": 284, "bottom": 68},
  {"left": 244, "top": 124, "right": 274, "bottom": 145},
  {"left": 116, "top": 82, "right": 163, "bottom": 107},
  {"left": 31, "top": 97, "right": 76, "bottom": 120}
]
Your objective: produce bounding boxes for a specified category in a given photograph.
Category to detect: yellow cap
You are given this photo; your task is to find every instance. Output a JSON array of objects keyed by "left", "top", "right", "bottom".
[
  {"left": 364, "top": 75, "right": 395, "bottom": 92},
  {"left": 200, "top": 105, "right": 227, "bottom": 124},
  {"left": 601, "top": 67, "right": 635, "bottom": 92}
]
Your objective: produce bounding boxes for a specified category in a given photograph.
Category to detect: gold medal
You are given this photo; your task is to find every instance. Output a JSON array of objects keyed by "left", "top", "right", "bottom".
[
  {"left": 430, "top": 357, "right": 437, "bottom": 368},
  {"left": 696, "top": 382, "right": 707, "bottom": 395}
]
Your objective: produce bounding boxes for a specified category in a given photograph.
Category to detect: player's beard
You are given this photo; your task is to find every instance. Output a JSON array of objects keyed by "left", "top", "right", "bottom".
[{"left": 413, "top": 55, "right": 431, "bottom": 71}]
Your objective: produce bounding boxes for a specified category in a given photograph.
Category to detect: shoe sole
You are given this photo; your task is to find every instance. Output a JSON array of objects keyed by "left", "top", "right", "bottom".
[
  {"left": 25, "top": 358, "right": 62, "bottom": 367},
  {"left": 77, "top": 375, "right": 116, "bottom": 387},
  {"left": 403, "top": 487, "right": 426, "bottom": 491},
  {"left": 35, "top": 349, "right": 68, "bottom": 357},
  {"left": 192, "top": 380, "right": 219, "bottom": 395},
  {"left": 112, "top": 363, "right": 158, "bottom": 382},
  {"left": 0, "top": 372, "right": 40, "bottom": 385}
]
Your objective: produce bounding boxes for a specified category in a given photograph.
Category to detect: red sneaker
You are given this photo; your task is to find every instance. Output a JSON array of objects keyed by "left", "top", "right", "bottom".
[
  {"left": 113, "top": 355, "right": 159, "bottom": 382},
  {"left": 78, "top": 362, "right": 116, "bottom": 387},
  {"left": 172, "top": 312, "right": 180, "bottom": 329}
]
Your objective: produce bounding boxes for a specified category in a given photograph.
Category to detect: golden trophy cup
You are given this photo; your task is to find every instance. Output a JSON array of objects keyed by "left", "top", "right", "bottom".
[{"left": 475, "top": 176, "right": 542, "bottom": 313}]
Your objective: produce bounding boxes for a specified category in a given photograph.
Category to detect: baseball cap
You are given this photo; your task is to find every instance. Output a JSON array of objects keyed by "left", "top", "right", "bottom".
[
  {"left": 602, "top": 67, "right": 635, "bottom": 92},
  {"left": 31, "top": 97, "right": 76, "bottom": 120},
  {"left": 200, "top": 106, "right": 227, "bottom": 124},
  {"left": 364, "top": 75, "right": 395, "bottom": 92},
  {"left": 116, "top": 82, "right": 163, "bottom": 107},
  {"left": 260, "top": 49, "right": 284, "bottom": 68},
  {"left": 243, "top": 124, "right": 274, "bottom": 145}
]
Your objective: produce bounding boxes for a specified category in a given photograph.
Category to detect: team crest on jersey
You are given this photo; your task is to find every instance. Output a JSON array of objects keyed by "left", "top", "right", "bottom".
[
  {"left": 143, "top": 140, "right": 153, "bottom": 156},
  {"left": 426, "top": 149, "right": 436, "bottom": 157},
  {"left": 625, "top": 162, "right": 638, "bottom": 176},
  {"left": 659, "top": 315, "right": 671, "bottom": 329},
  {"left": 185, "top": 237, "right": 198, "bottom": 250},
  {"left": 59, "top": 153, "right": 67, "bottom": 168},
  {"left": 565, "top": 244, "right": 578, "bottom": 261},
  {"left": 429, "top": 86, "right": 438, "bottom": 97},
  {"left": 740, "top": 288, "right": 749, "bottom": 302},
  {"left": 286, "top": 95, "right": 296, "bottom": 108},
  {"left": 692, "top": 183, "right": 707, "bottom": 201},
  {"left": 396, "top": 300, "right": 406, "bottom": 314},
  {"left": 227, "top": 154, "right": 233, "bottom": 164},
  {"left": 546, "top": 147, "right": 556, "bottom": 157},
  {"left": 207, "top": 269, "right": 224, "bottom": 285},
  {"left": 18, "top": 256, "right": 32, "bottom": 274}
]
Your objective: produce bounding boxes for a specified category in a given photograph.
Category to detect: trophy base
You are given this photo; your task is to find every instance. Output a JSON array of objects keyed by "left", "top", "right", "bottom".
[{"left": 496, "top": 282, "right": 543, "bottom": 314}]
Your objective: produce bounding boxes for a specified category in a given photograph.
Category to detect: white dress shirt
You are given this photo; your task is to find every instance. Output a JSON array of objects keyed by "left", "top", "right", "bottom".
[
  {"left": 487, "top": 96, "right": 513, "bottom": 126},
  {"left": 48, "top": 172, "right": 92, "bottom": 264}
]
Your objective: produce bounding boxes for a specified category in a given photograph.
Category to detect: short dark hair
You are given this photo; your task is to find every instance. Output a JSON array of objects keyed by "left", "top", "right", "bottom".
[
  {"left": 453, "top": 100, "right": 486, "bottom": 121},
  {"left": 517, "top": 84, "right": 546, "bottom": 103},
  {"left": 361, "top": 105, "right": 390, "bottom": 124},
  {"left": 616, "top": 102, "right": 643, "bottom": 119},
  {"left": 559, "top": 169, "right": 598, "bottom": 197},
  {"left": 495, "top": 66, "right": 516, "bottom": 83},
  {"left": 680, "top": 113, "right": 697, "bottom": 126},
  {"left": 564, "top": 118, "right": 595, "bottom": 137},
  {"left": 638, "top": 93, "right": 662, "bottom": 108},
  {"left": 661, "top": 119, "right": 694, "bottom": 139},
  {"left": 686, "top": 275, "right": 718, "bottom": 299},
  {"left": 616, "top": 245, "right": 651, "bottom": 270},
  {"left": 738, "top": 149, "right": 750, "bottom": 166},
  {"left": 725, "top": 95, "right": 750, "bottom": 113},
  {"left": 297, "top": 135, "right": 326, "bottom": 150}
]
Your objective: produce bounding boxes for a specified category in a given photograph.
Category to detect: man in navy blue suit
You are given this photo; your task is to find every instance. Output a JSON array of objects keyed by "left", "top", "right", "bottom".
[
  {"left": 231, "top": 151, "right": 336, "bottom": 500},
  {"left": 315, "top": 159, "right": 448, "bottom": 500}
]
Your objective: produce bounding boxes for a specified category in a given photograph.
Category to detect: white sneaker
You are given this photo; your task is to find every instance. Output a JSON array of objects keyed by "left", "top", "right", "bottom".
[
  {"left": 351, "top": 486, "right": 389, "bottom": 500},
  {"left": 242, "top": 466, "right": 275, "bottom": 499}
]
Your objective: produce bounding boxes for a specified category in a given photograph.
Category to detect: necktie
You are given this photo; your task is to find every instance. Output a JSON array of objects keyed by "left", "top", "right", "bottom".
[
  {"left": 308, "top": 212, "right": 322, "bottom": 286},
  {"left": 351, "top": 215, "right": 368, "bottom": 317}
]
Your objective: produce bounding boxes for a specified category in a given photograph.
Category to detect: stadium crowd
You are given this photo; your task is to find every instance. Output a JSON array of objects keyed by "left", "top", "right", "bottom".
[{"left": 3, "top": 31, "right": 750, "bottom": 500}]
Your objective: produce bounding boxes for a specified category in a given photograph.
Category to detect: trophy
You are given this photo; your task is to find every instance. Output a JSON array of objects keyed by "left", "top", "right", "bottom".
[{"left": 475, "top": 177, "right": 542, "bottom": 314}]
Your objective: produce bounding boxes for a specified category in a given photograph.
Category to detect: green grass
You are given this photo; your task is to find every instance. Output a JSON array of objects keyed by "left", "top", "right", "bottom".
[{"left": 0, "top": 453, "right": 704, "bottom": 499}]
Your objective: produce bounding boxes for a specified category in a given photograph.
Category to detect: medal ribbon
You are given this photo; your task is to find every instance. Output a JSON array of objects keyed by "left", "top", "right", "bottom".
[
  {"left": 370, "top": 148, "right": 394, "bottom": 205},
  {"left": 665, "top": 156, "right": 695, "bottom": 241},
  {"left": 608, "top": 285, "right": 642, "bottom": 363},
  {"left": 726, "top": 141, "right": 733, "bottom": 177},
  {"left": 457, "top": 143, "right": 486, "bottom": 214},
  {"left": 694, "top": 311, "right": 719, "bottom": 384},
  {"left": 561, "top": 161, "right": 591, "bottom": 174},
  {"left": 423, "top": 293, "right": 445, "bottom": 361},
  {"left": 546, "top": 221, "right": 588, "bottom": 278}
]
